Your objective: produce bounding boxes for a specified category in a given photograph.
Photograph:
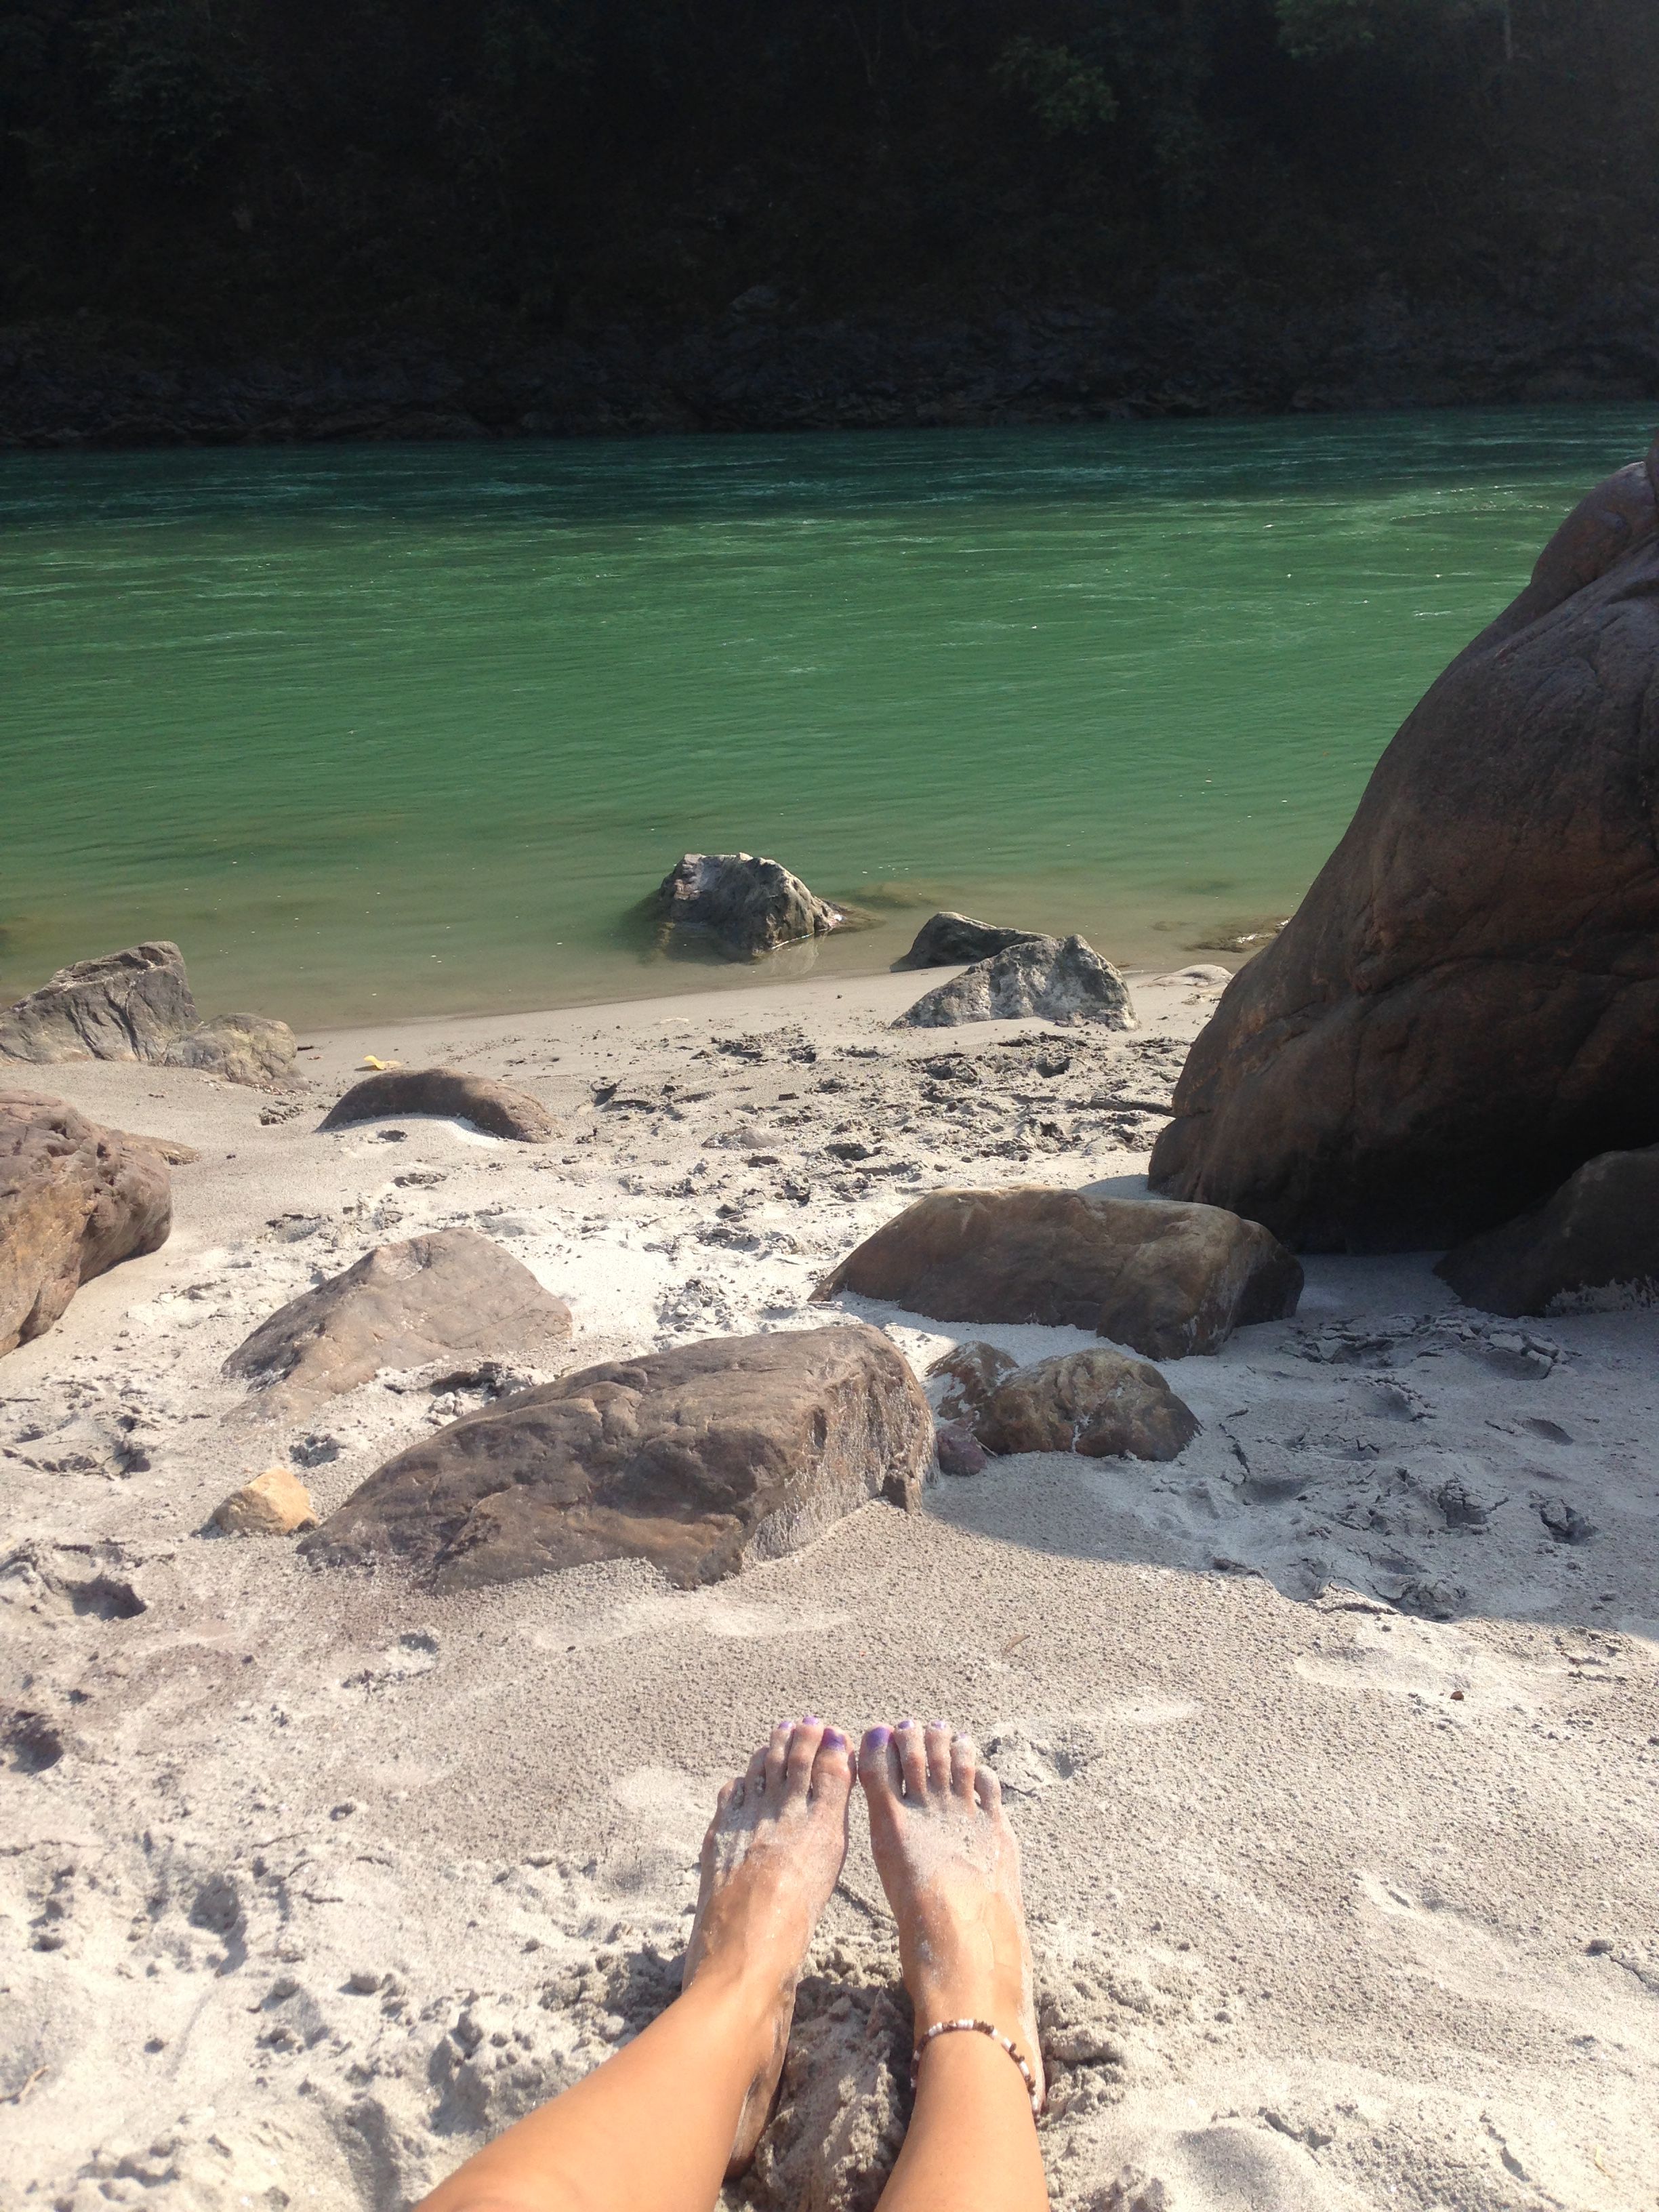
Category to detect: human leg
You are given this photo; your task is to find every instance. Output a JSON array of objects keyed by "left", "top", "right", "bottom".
[
  {"left": 417, "top": 1718, "right": 853, "bottom": 2212},
  {"left": 861, "top": 1721, "right": 1049, "bottom": 2212}
]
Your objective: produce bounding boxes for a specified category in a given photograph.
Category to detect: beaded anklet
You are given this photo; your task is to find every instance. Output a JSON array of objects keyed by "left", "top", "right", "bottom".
[{"left": 910, "top": 2017, "right": 1043, "bottom": 2118}]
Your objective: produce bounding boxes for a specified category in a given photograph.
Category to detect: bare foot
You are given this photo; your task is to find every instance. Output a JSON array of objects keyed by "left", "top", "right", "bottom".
[
  {"left": 859, "top": 1719, "right": 1044, "bottom": 2106},
  {"left": 682, "top": 1717, "right": 854, "bottom": 2173}
]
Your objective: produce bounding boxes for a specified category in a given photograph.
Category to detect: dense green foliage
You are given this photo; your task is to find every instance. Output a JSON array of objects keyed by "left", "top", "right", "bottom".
[{"left": 1, "top": 0, "right": 1654, "bottom": 342}]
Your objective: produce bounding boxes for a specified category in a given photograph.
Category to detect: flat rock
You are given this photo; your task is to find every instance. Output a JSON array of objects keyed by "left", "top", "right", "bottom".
[
  {"left": 211, "top": 1467, "right": 318, "bottom": 1536},
  {"left": 973, "top": 1347, "right": 1199, "bottom": 1461},
  {"left": 224, "top": 1227, "right": 573, "bottom": 1411},
  {"left": 165, "top": 1012, "right": 297, "bottom": 1087},
  {"left": 302, "top": 1322, "right": 933, "bottom": 1591},
  {"left": 1436, "top": 1146, "right": 1659, "bottom": 1315},
  {"left": 817, "top": 1187, "right": 1302, "bottom": 1358},
  {"left": 0, "top": 942, "right": 197, "bottom": 1065},
  {"left": 1150, "top": 437, "right": 1659, "bottom": 1250},
  {"left": 894, "top": 912, "right": 1045, "bottom": 970},
  {"left": 926, "top": 1339, "right": 1019, "bottom": 1419},
  {"left": 655, "top": 853, "right": 844, "bottom": 960},
  {"left": 1, "top": 1090, "right": 171, "bottom": 1356},
  {"left": 319, "top": 1067, "right": 554, "bottom": 1143},
  {"left": 896, "top": 935, "right": 1136, "bottom": 1028}
]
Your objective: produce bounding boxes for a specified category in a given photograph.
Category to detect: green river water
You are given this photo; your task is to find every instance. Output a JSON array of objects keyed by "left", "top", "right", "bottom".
[{"left": 2, "top": 405, "right": 1654, "bottom": 1029}]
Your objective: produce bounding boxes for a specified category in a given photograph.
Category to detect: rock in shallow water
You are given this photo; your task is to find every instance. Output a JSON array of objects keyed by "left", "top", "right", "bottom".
[
  {"left": 0, "top": 941, "right": 197, "bottom": 1065},
  {"left": 1, "top": 1090, "right": 171, "bottom": 1355},
  {"left": 817, "top": 1187, "right": 1302, "bottom": 1359},
  {"left": 895, "top": 934, "right": 1135, "bottom": 1028},
  {"left": 224, "top": 1227, "right": 573, "bottom": 1412},
  {"left": 894, "top": 912, "right": 1045, "bottom": 970},
  {"left": 1436, "top": 1145, "right": 1659, "bottom": 1316},
  {"left": 302, "top": 1322, "right": 934, "bottom": 1590},
  {"left": 655, "top": 852, "right": 844, "bottom": 960},
  {"left": 1151, "top": 437, "right": 1659, "bottom": 1251},
  {"left": 319, "top": 1067, "right": 554, "bottom": 1142},
  {"left": 975, "top": 1347, "right": 1198, "bottom": 1461}
]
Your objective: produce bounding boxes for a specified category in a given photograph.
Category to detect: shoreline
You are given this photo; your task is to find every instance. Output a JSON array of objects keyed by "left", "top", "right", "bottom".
[{"left": 3, "top": 962, "right": 1656, "bottom": 2209}]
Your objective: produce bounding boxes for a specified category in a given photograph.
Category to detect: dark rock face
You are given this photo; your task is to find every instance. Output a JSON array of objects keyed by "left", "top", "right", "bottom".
[
  {"left": 319, "top": 1068, "right": 554, "bottom": 1142},
  {"left": 817, "top": 1187, "right": 1302, "bottom": 1359},
  {"left": 896, "top": 935, "right": 1135, "bottom": 1029},
  {"left": 1151, "top": 439, "right": 1659, "bottom": 1251},
  {"left": 302, "top": 1323, "right": 933, "bottom": 1590},
  {"left": 1, "top": 1090, "right": 171, "bottom": 1355},
  {"left": 895, "top": 914, "right": 1044, "bottom": 970},
  {"left": 1436, "top": 1147, "right": 1659, "bottom": 1316},
  {"left": 973, "top": 1347, "right": 1198, "bottom": 1461},
  {"left": 655, "top": 853, "right": 843, "bottom": 960},
  {"left": 164, "top": 1012, "right": 296, "bottom": 1087},
  {"left": 225, "top": 1227, "right": 573, "bottom": 1411},
  {"left": 0, "top": 943, "right": 197, "bottom": 1065}
]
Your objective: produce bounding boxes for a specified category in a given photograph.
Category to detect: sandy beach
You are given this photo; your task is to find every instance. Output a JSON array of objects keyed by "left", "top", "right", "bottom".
[{"left": 3, "top": 961, "right": 1656, "bottom": 2212}]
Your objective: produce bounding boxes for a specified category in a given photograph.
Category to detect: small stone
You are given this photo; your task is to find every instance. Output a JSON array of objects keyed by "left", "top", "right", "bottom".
[
  {"left": 211, "top": 1467, "right": 319, "bottom": 1537},
  {"left": 345, "top": 1968, "right": 383, "bottom": 1994},
  {"left": 935, "top": 1418, "right": 988, "bottom": 1477}
]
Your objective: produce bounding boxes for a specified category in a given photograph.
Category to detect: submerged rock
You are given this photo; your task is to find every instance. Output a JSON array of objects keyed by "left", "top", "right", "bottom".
[
  {"left": 319, "top": 1067, "right": 554, "bottom": 1143},
  {"left": 1, "top": 1090, "right": 171, "bottom": 1356},
  {"left": 0, "top": 942, "right": 197, "bottom": 1065},
  {"left": 655, "top": 853, "right": 844, "bottom": 960},
  {"left": 1151, "top": 437, "right": 1659, "bottom": 1250},
  {"left": 1436, "top": 1146, "right": 1659, "bottom": 1316},
  {"left": 165, "top": 1011, "right": 296, "bottom": 1086},
  {"left": 974, "top": 1347, "right": 1198, "bottom": 1462},
  {"left": 896, "top": 935, "right": 1134, "bottom": 1029},
  {"left": 817, "top": 1186, "right": 1301, "bottom": 1359},
  {"left": 225, "top": 1227, "right": 573, "bottom": 1412},
  {"left": 303, "top": 1323, "right": 933, "bottom": 1590},
  {"left": 895, "top": 912, "right": 1045, "bottom": 970}
]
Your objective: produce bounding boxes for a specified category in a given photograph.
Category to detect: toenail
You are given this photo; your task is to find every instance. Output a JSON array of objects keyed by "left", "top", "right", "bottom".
[
  {"left": 868, "top": 1725, "right": 893, "bottom": 1744},
  {"left": 929, "top": 1719, "right": 947, "bottom": 1729},
  {"left": 899, "top": 1717, "right": 916, "bottom": 1728},
  {"left": 804, "top": 1713, "right": 821, "bottom": 1724},
  {"left": 823, "top": 1727, "right": 846, "bottom": 1748}
]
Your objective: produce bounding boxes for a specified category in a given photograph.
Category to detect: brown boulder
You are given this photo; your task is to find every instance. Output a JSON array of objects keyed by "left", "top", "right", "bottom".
[
  {"left": 319, "top": 1067, "right": 554, "bottom": 1143},
  {"left": 974, "top": 1347, "right": 1198, "bottom": 1461},
  {"left": 1435, "top": 1146, "right": 1659, "bottom": 1317},
  {"left": 655, "top": 853, "right": 844, "bottom": 960},
  {"left": 926, "top": 1338, "right": 1020, "bottom": 1420},
  {"left": 224, "top": 1227, "right": 573, "bottom": 1411},
  {"left": 816, "top": 1187, "right": 1302, "bottom": 1358},
  {"left": 0, "top": 942, "right": 196, "bottom": 1065},
  {"left": 302, "top": 1322, "right": 933, "bottom": 1591},
  {"left": 1150, "top": 439, "right": 1659, "bottom": 1250},
  {"left": 1, "top": 1090, "right": 171, "bottom": 1355}
]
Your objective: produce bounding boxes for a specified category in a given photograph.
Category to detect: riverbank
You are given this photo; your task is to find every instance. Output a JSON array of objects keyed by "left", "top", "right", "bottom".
[
  {"left": 5, "top": 288, "right": 1658, "bottom": 451},
  {"left": 3, "top": 963, "right": 1655, "bottom": 2211}
]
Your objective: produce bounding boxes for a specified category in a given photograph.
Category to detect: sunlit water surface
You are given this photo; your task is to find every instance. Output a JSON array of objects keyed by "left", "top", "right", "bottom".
[{"left": 3, "top": 406, "right": 1652, "bottom": 1027}]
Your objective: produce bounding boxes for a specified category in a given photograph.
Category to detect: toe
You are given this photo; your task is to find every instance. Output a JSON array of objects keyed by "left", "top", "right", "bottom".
[
  {"left": 762, "top": 1719, "right": 794, "bottom": 1796},
  {"left": 743, "top": 1743, "right": 769, "bottom": 1801},
  {"left": 949, "top": 1731, "right": 978, "bottom": 1802},
  {"left": 858, "top": 1724, "right": 903, "bottom": 1807},
  {"left": 924, "top": 1721, "right": 954, "bottom": 1793},
  {"left": 895, "top": 1719, "right": 929, "bottom": 1799},
  {"left": 974, "top": 1762, "right": 1003, "bottom": 1814},
  {"left": 718, "top": 1777, "right": 741, "bottom": 1815},
  {"left": 813, "top": 1726, "right": 854, "bottom": 1802},
  {"left": 785, "top": 1719, "right": 825, "bottom": 1799}
]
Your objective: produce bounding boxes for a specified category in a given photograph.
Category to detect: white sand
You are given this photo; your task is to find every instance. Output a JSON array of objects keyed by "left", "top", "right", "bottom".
[{"left": 2, "top": 964, "right": 1656, "bottom": 2211}]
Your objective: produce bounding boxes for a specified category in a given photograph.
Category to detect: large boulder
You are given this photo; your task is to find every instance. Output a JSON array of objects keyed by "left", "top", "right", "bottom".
[
  {"left": 319, "top": 1067, "right": 554, "bottom": 1142},
  {"left": 0, "top": 942, "right": 196, "bottom": 1064},
  {"left": 1150, "top": 438, "right": 1659, "bottom": 1251},
  {"left": 1436, "top": 1146, "right": 1659, "bottom": 1316},
  {"left": 165, "top": 1012, "right": 297, "bottom": 1087},
  {"left": 302, "top": 1323, "right": 933, "bottom": 1590},
  {"left": 815, "top": 1187, "right": 1302, "bottom": 1358},
  {"left": 225, "top": 1227, "right": 573, "bottom": 1412},
  {"left": 896, "top": 935, "right": 1135, "bottom": 1029},
  {"left": 895, "top": 913, "right": 1044, "bottom": 970},
  {"left": 655, "top": 853, "right": 844, "bottom": 960},
  {"left": 973, "top": 1347, "right": 1198, "bottom": 1462},
  {"left": 1, "top": 1090, "right": 171, "bottom": 1355}
]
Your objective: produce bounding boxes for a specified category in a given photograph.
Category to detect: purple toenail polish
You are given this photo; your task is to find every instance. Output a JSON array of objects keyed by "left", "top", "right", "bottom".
[
  {"left": 823, "top": 1727, "right": 846, "bottom": 1748},
  {"left": 899, "top": 1717, "right": 916, "bottom": 1729},
  {"left": 929, "top": 1719, "right": 947, "bottom": 1729},
  {"left": 804, "top": 1713, "right": 821, "bottom": 1725},
  {"left": 868, "top": 1724, "right": 893, "bottom": 1745}
]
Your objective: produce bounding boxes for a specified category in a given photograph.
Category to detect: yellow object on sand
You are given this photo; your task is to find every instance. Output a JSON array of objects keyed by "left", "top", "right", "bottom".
[{"left": 358, "top": 1055, "right": 403, "bottom": 1070}]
